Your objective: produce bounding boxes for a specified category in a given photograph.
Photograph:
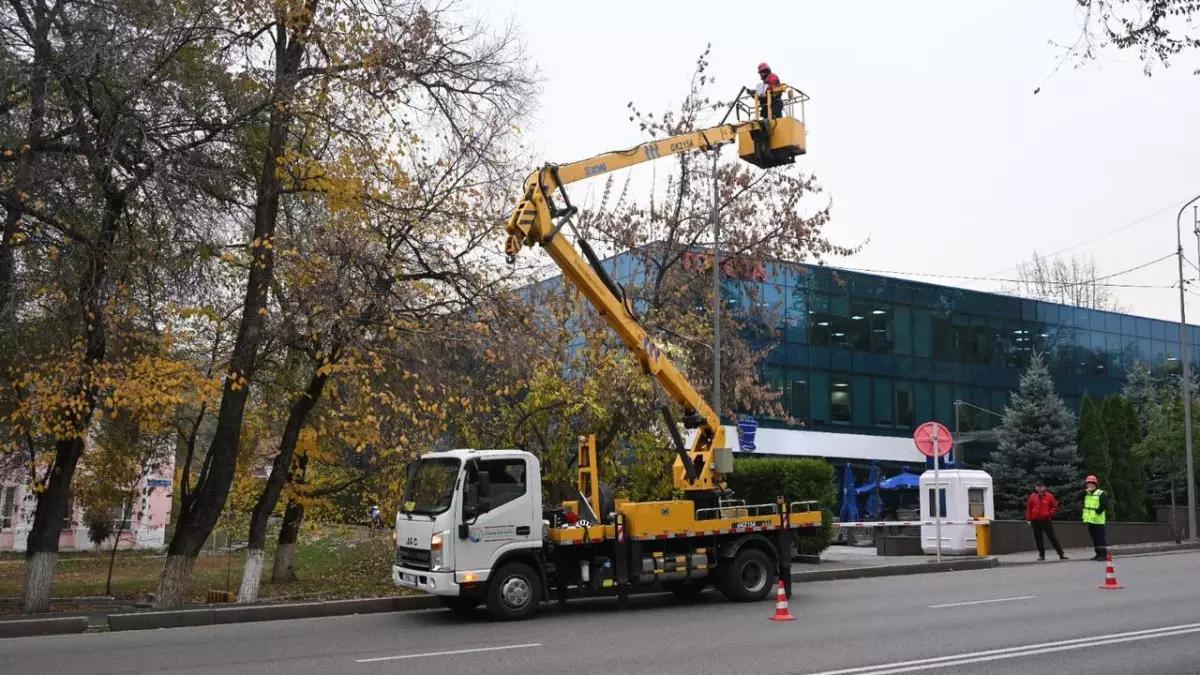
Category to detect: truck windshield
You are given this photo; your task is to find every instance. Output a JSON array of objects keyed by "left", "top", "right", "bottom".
[{"left": 401, "top": 457, "right": 460, "bottom": 516}]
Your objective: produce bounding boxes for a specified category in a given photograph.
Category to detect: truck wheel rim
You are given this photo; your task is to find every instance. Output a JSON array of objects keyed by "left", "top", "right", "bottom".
[
  {"left": 501, "top": 576, "right": 531, "bottom": 609},
  {"left": 741, "top": 560, "right": 766, "bottom": 594}
]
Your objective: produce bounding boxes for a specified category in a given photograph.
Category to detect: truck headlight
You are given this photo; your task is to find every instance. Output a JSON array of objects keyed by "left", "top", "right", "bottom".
[{"left": 431, "top": 530, "right": 446, "bottom": 571}]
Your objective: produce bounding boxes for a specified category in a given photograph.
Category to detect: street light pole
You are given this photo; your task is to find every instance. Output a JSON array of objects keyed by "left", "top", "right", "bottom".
[
  {"left": 711, "top": 150, "right": 721, "bottom": 420},
  {"left": 1176, "top": 194, "right": 1200, "bottom": 543}
]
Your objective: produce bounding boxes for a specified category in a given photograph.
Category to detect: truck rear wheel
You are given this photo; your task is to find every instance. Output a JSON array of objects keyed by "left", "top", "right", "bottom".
[
  {"left": 486, "top": 562, "right": 541, "bottom": 621},
  {"left": 716, "top": 548, "right": 777, "bottom": 603}
]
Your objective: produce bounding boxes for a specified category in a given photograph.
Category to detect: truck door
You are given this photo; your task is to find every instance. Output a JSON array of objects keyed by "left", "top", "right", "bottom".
[{"left": 457, "top": 456, "right": 537, "bottom": 576}]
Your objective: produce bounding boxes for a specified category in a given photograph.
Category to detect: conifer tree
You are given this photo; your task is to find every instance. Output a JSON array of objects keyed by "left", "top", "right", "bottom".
[
  {"left": 1078, "top": 394, "right": 1112, "bottom": 495},
  {"left": 983, "top": 351, "right": 1082, "bottom": 519}
]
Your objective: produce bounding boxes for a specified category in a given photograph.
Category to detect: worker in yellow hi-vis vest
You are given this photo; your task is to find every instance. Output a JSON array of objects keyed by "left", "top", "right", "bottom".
[{"left": 1082, "top": 475, "right": 1110, "bottom": 561}]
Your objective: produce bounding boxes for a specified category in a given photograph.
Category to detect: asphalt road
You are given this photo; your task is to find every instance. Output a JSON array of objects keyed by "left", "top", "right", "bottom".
[{"left": 2, "top": 551, "right": 1198, "bottom": 675}]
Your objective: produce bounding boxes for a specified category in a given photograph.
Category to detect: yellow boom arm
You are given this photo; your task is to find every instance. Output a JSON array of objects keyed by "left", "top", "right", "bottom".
[{"left": 504, "top": 86, "right": 807, "bottom": 493}]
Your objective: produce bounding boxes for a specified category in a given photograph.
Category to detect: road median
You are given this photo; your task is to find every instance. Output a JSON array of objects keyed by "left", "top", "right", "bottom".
[{"left": 107, "top": 594, "right": 442, "bottom": 632}]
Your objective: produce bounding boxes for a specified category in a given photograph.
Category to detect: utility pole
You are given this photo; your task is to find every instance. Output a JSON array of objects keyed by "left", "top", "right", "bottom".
[
  {"left": 1176, "top": 194, "right": 1200, "bottom": 542},
  {"left": 711, "top": 149, "right": 721, "bottom": 420}
]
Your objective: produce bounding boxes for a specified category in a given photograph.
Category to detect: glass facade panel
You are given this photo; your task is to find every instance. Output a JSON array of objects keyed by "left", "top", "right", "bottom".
[
  {"left": 829, "top": 375, "right": 852, "bottom": 424},
  {"left": 874, "top": 378, "right": 893, "bottom": 427}
]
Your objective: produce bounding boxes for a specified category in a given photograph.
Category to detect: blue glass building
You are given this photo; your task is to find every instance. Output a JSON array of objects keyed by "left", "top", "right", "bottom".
[{"left": 526, "top": 243, "right": 1198, "bottom": 469}]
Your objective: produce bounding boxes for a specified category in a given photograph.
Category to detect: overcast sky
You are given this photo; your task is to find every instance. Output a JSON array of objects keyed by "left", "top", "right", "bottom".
[{"left": 462, "top": 0, "right": 1200, "bottom": 324}]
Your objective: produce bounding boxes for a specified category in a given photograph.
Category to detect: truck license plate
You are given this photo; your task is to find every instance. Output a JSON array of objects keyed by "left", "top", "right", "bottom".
[{"left": 402, "top": 573, "right": 417, "bottom": 585}]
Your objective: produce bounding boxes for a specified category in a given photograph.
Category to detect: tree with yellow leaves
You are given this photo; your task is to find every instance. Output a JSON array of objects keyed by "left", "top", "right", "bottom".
[
  {"left": 1, "top": 0, "right": 243, "bottom": 612},
  {"left": 154, "top": 0, "right": 537, "bottom": 609}
]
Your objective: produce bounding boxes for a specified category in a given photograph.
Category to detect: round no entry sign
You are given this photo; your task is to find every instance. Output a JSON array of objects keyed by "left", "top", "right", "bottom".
[{"left": 913, "top": 421, "right": 953, "bottom": 458}]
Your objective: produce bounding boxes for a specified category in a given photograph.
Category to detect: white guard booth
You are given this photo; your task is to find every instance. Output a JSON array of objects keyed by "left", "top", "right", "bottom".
[{"left": 919, "top": 469, "right": 994, "bottom": 555}]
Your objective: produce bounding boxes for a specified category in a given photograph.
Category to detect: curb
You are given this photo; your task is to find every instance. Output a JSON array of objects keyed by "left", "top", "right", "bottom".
[
  {"left": 791, "top": 556, "right": 999, "bottom": 583},
  {"left": 1112, "top": 541, "right": 1200, "bottom": 556},
  {"left": 0, "top": 616, "right": 89, "bottom": 639},
  {"left": 998, "top": 541, "right": 1200, "bottom": 566},
  {"left": 108, "top": 595, "right": 441, "bottom": 632}
]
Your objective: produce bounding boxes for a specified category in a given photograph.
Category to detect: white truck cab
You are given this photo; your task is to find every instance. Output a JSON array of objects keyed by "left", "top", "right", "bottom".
[{"left": 393, "top": 449, "right": 545, "bottom": 618}]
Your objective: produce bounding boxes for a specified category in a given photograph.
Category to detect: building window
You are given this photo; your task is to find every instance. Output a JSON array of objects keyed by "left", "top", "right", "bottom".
[
  {"left": 830, "top": 377, "right": 852, "bottom": 424},
  {"left": 790, "top": 378, "right": 809, "bottom": 422},
  {"left": 869, "top": 304, "right": 892, "bottom": 354},
  {"left": 1, "top": 486, "right": 15, "bottom": 530},
  {"left": 849, "top": 302, "right": 872, "bottom": 351}
]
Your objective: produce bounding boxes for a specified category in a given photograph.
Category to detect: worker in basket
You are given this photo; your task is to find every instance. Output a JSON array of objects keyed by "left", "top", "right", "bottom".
[{"left": 755, "top": 62, "right": 785, "bottom": 120}]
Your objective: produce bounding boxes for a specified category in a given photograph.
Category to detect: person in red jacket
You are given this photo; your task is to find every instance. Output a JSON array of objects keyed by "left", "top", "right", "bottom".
[{"left": 1027, "top": 481, "right": 1068, "bottom": 561}]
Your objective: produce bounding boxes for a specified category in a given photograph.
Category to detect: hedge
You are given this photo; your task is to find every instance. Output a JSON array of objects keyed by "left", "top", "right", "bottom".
[{"left": 725, "top": 456, "right": 836, "bottom": 556}]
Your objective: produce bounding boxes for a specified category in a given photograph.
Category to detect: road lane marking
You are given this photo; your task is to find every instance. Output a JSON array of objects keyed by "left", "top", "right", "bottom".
[
  {"left": 800, "top": 622, "right": 1200, "bottom": 675},
  {"left": 355, "top": 643, "right": 542, "bottom": 663},
  {"left": 928, "top": 595, "right": 1035, "bottom": 609}
]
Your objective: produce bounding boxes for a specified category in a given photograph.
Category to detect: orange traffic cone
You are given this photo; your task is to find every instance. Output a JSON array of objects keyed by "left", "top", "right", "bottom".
[
  {"left": 1099, "top": 555, "right": 1124, "bottom": 590},
  {"left": 770, "top": 579, "right": 795, "bottom": 621}
]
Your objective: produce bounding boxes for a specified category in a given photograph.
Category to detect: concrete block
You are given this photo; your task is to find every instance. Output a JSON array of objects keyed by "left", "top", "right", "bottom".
[
  {"left": 0, "top": 616, "right": 89, "bottom": 639},
  {"left": 108, "top": 608, "right": 216, "bottom": 631}
]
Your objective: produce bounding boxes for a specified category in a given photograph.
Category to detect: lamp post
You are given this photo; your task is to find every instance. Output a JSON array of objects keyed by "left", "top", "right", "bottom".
[
  {"left": 711, "top": 150, "right": 721, "bottom": 420},
  {"left": 1176, "top": 194, "right": 1200, "bottom": 542}
]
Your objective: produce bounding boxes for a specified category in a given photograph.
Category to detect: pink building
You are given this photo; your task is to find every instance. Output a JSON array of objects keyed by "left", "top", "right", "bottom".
[{"left": 0, "top": 461, "right": 174, "bottom": 552}]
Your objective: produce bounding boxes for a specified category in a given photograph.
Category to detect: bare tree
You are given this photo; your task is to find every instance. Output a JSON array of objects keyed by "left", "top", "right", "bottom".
[{"left": 1006, "top": 251, "right": 1126, "bottom": 311}]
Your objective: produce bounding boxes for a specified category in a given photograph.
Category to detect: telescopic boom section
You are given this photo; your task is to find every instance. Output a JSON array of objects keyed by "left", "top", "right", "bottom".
[{"left": 504, "top": 87, "right": 808, "bottom": 494}]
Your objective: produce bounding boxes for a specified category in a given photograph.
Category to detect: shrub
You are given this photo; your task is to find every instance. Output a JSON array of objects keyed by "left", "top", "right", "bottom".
[{"left": 726, "top": 457, "right": 836, "bottom": 556}]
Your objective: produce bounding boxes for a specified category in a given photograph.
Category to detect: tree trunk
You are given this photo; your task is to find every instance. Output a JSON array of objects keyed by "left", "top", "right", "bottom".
[
  {"left": 21, "top": 179, "right": 124, "bottom": 612},
  {"left": 20, "top": 438, "right": 82, "bottom": 613},
  {"left": 154, "top": 19, "right": 312, "bottom": 609},
  {"left": 237, "top": 370, "right": 327, "bottom": 603},
  {"left": 271, "top": 499, "right": 305, "bottom": 583}
]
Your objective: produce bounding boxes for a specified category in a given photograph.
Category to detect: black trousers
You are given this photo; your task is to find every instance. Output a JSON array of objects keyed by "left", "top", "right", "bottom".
[
  {"left": 1087, "top": 523, "right": 1108, "bottom": 557},
  {"left": 1031, "top": 520, "right": 1064, "bottom": 557}
]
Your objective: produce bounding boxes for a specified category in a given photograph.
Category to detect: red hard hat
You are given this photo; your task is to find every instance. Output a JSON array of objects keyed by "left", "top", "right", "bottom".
[
  {"left": 757, "top": 62, "right": 770, "bottom": 72},
  {"left": 1086, "top": 475, "right": 1098, "bottom": 484}
]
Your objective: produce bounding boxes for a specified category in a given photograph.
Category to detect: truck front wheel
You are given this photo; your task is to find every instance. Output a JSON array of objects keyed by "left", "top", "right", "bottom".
[
  {"left": 486, "top": 562, "right": 541, "bottom": 621},
  {"left": 716, "top": 548, "right": 777, "bottom": 603}
]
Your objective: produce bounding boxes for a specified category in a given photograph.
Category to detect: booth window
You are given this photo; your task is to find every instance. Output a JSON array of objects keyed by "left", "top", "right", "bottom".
[
  {"left": 968, "top": 487, "right": 986, "bottom": 518},
  {"left": 927, "top": 487, "right": 946, "bottom": 518}
]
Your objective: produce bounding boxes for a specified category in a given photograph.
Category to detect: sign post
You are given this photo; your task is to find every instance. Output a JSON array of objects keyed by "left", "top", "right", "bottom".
[{"left": 914, "top": 421, "right": 953, "bottom": 563}]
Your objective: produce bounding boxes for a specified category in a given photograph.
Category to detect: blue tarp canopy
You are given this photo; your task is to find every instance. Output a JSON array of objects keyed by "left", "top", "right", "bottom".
[
  {"left": 838, "top": 463, "right": 859, "bottom": 522},
  {"left": 880, "top": 471, "right": 921, "bottom": 490}
]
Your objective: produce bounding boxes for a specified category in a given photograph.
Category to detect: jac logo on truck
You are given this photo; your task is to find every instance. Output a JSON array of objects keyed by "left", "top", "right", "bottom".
[{"left": 404, "top": 537, "right": 418, "bottom": 546}]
